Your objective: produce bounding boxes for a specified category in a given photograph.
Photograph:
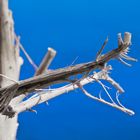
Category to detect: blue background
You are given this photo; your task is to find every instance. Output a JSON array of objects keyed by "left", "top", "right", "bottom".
[{"left": 10, "top": 0, "right": 140, "bottom": 140}]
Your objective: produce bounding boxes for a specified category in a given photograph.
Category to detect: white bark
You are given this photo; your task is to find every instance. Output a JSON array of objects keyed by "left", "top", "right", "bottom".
[
  {"left": 0, "top": 0, "right": 22, "bottom": 140},
  {"left": 15, "top": 69, "right": 134, "bottom": 116}
]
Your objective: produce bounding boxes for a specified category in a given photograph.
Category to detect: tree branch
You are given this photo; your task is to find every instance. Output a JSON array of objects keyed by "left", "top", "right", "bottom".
[
  {"left": 14, "top": 67, "right": 134, "bottom": 115},
  {"left": 35, "top": 47, "right": 56, "bottom": 76},
  {"left": 0, "top": 32, "right": 132, "bottom": 95},
  {"left": 0, "top": 32, "right": 136, "bottom": 117}
]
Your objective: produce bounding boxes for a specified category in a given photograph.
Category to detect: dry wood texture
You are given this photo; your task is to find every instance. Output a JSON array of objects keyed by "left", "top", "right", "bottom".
[
  {"left": 0, "top": 32, "right": 134, "bottom": 117},
  {"left": 0, "top": 38, "right": 131, "bottom": 97}
]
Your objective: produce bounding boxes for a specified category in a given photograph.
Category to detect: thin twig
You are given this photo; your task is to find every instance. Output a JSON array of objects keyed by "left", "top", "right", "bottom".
[
  {"left": 96, "top": 36, "right": 108, "bottom": 61},
  {"left": 118, "top": 33, "right": 124, "bottom": 47},
  {"left": 94, "top": 79, "right": 116, "bottom": 104},
  {"left": 0, "top": 74, "right": 18, "bottom": 84},
  {"left": 80, "top": 86, "right": 134, "bottom": 115},
  {"left": 105, "top": 75, "right": 125, "bottom": 93},
  {"left": 18, "top": 38, "right": 38, "bottom": 70}
]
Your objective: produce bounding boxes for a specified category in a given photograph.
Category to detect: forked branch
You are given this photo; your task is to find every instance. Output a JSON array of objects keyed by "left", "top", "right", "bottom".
[
  {"left": 0, "top": 32, "right": 137, "bottom": 117},
  {"left": 14, "top": 67, "right": 134, "bottom": 115},
  {"left": 0, "top": 33, "right": 133, "bottom": 96}
]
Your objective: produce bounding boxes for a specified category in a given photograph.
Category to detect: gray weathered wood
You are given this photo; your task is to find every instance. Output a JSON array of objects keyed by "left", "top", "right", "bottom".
[
  {"left": 0, "top": 37, "right": 132, "bottom": 114},
  {"left": 0, "top": 0, "right": 22, "bottom": 140},
  {"left": 35, "top": 47, "right": 56, "bottom": 76}
]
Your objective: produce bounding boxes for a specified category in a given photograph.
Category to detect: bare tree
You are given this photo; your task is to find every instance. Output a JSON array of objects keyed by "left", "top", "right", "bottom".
[{"left": 0, "top": 0, "right": 137, "bottom": 140}]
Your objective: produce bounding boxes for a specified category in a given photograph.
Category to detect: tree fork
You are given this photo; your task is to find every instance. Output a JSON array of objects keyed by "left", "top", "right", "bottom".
[{"left": 0, "top": 33, "right": 132, "bottom": 103}]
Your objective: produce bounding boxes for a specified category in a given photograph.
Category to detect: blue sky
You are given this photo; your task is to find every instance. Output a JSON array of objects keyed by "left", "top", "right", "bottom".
[{"left": 10, "top": 0, "right": 140, "bottom": 140}]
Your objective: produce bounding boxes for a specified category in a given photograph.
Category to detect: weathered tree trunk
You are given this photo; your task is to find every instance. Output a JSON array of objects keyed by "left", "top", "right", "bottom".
[{"left": 0, "top": 0, "right": 21, "bottom": 139}]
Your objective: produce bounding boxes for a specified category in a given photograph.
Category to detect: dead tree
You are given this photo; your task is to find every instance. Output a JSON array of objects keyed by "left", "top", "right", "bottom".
[{"left": 0, "top": 0, "right": 137, "bottom": 140}]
